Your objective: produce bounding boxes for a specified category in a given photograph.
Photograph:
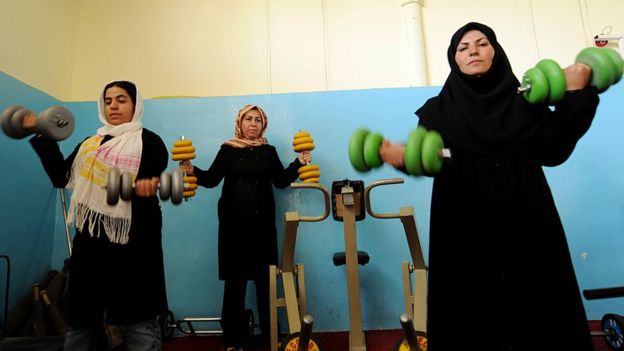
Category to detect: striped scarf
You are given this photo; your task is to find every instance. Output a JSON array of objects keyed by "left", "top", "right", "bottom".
[{"left": 66, "top": 81, "right": 144, "bottom": 244}]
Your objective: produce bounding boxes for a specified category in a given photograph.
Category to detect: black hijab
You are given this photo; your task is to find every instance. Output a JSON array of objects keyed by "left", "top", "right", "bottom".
[{"left": 417, "top": 22, "right": 544, "bottom": 154}]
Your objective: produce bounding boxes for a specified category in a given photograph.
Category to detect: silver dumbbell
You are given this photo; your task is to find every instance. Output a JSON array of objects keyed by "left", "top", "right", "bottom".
[
  {"left": 1, "top": 105, "right": 75, "bottom": 141},
  {"left": 106, "top": 167, "right": 184, "bottom": 205}
]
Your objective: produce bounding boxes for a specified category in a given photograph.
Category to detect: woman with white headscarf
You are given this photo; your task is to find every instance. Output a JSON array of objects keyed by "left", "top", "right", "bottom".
[{"left": 29, "top": 80, "right": 169, "bottom": 350}]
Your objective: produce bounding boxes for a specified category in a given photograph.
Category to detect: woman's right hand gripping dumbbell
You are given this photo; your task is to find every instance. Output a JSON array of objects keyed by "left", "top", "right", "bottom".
[
  {"left": 519, "top": 47, "right": 623, "bottom": 104},
  {"left": 134, "top": 177, "right": 160, "bottom": 198}
]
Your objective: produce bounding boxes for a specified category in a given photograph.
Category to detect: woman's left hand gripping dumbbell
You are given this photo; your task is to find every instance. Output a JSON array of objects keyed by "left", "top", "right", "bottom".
[
  {"left": 379, "top": 140, "right": 406, "bottom": 169},
  {"left": 179, "top": 160, "right": 194, "bottom": 176},
  {"left": 298, "top": 151, "right": 312, "bottom": 165}
]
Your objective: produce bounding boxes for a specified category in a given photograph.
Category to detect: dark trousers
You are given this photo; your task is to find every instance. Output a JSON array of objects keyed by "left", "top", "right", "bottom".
[{"left": 221, "top": 274, "right": 269, "bottom": 348}]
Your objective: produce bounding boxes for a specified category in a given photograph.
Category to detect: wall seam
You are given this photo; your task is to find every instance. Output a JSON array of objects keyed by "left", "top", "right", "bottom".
[
  {"left": 578, "top": 0, "right": 593, "bottom": 47},
  {"left": 266, "top": 0, "right": 273, "bottom": 94},
  {"left": 68, "top": 0, "right": 85, "bottom": 102},
  {"left": 527, "top": 0, "right": 541, "bottom": 59},
  {"left": 321, "top": 0, "right": 330, "bottom": 91}
]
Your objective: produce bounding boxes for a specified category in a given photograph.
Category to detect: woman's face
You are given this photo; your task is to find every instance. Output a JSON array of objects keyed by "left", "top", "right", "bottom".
[
  {"left": 454, "top": 29, "right": 495, "bottom": 76},
  {"left": 240, "top": 109, "right": 263, "bottom": 140},
  {"left": 104, "top": 86, "right": 135, "bottom": 125}
]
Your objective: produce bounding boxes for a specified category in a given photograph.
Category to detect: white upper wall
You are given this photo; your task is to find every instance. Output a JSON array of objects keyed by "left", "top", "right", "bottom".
[
  {"left": 1, "top": 0, "right": 623, "bottom": 101},
  {"left": 0, "top": 0, "right": 80, "bottom": 99}
]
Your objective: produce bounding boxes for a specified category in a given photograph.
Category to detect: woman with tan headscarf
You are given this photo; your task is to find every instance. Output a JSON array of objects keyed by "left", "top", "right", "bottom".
[{"left": 181, "top": 105, "right": 309, "bottom": 351}]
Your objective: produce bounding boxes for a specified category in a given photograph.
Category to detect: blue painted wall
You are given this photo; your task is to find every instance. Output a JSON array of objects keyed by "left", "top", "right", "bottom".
[
  {"left": 1, "top": 72, "right": 623, "bottom": 331},
  {"left": 0, "top": 72, "right": 63, "bottom": 319}
]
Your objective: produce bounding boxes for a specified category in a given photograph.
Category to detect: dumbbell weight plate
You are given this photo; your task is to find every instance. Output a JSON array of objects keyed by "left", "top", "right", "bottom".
[
  {"left": 293, "top": 142, "right": 315, "bottom": 152},
  {"left": 1, "top": 105, "right": 25, "bottom": 139},
  {"left": 172, "top": 145, "right": 195, "bottom": 154},
  {"left": 299, "top": 170, "right": 321, "bottom": 181},
  {"left": 159, "top": 310, "right": 175, "bottom": 342},
  {"left": 576, "top": 47, "right": 616, "bottom": 93},
  {"left": 405, "top": 126, "right": 426, "bottom": 176},
  {"left": 293, "top": 136, "right": 314, "bottom": 146},
  {"left": 38, "top": 106, "right": 75, "bottom": 141},
  {"left": 601, "top": 313, "right": 624, "bottom": 350},
  {"left": 602, "top": 48, "right": 624, "bottom": 85},
  {"left": 421, "top": 131, "right": 444, "bottom": 175},
  {"left": 120, "top": 172, "right": 133, "bottom": 201},
  {"left": 536, "top": 59, "right": 566, "bottom": 105},
  {"left": 279, "top": 332, "right": 322, "bottom": 351},
  {"left": 172, "top": 153, "right": 196, "bottom": 161},
  {"left": 392, "top": 330, "right": 428, "bottom": 351},
  {"left": 298, "top": 164, "right": 320, "bottom": 174},
  {"left": 9, "top": 108, "right": 34, "bottom": 139},
  {"left": 349, "top": 128, "right": 371, "bottom": 172},
  {"left": 159, "top": 171, "right": 171, "bottom": 201},
  {"left": 363, "top": 132, "right": 384, "bottom": 168},
  {"left": 107, "top": 168, "right": 121, "bottom": 205},
  {"left": 170, "top": 168, "right": 184, "bottom": 205},
  {"left": 521, "top": 67, "right": 549, "bottom": 104}
]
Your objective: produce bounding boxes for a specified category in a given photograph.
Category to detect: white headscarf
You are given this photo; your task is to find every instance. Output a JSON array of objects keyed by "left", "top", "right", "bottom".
[{"left": 67, "top": 80, "right": 144, "bottom": 244}]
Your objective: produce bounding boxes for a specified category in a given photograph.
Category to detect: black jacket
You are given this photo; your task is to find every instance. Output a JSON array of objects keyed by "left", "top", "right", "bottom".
[
  {"left": 420, "top": 88, "right": 598, "bottom": 350},
  {"left": 30, "top": 129, "right": 169, "bottom": 326},
  {"left": 194, "top": 144, "right": 301, "bottom": 280}
]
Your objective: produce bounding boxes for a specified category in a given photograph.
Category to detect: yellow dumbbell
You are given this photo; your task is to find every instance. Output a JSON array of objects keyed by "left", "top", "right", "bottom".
[
  {"left": 293, "top": 130, "right": 320, "bottom": 183},
  {"left": 172, "top": 137, "right": 198, "bottom": 199}
]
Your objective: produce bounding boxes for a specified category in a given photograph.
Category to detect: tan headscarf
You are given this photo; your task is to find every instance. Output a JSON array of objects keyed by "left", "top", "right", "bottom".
[{"left": 223, "top": 104, "right": 269, "bottom": 148}]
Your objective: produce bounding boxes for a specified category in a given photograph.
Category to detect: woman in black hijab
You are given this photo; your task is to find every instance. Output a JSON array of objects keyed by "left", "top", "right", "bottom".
[{"left": 381, "top": 22, "right": 598, "bottom": 350}]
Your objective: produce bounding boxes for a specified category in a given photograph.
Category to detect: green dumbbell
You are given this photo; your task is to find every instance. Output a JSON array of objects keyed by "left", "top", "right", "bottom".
[
  {"left": 575, "top": 47, "right": 623, "bottom": 93},
  {"left": 519, "top": 59, "right": 566, "bottom": 105},
  {"left": 348, "top": 127, "right": 450, "bottom": 176},
  {"left": 348, "top": 128, "right": 384, "bottom": 172},
  {"left": 602, "top": 48, "right": 624, "bottom": 85},
  {"left": 405, "top": 126, "right": 449, "bottom": 176},
  {"left": 519, "top": 48, "right": 624, "bottom": 104}
]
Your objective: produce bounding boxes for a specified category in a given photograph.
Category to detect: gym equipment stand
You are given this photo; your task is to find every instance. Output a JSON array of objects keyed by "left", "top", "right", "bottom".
[{"left": 269, "top": 182, "right": 330, "bottom": 351}]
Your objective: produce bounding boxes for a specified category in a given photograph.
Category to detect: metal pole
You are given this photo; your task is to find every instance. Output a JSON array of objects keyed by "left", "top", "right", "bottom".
[
  {"left": 59, "top": 189, "right": 72, "bottom": 257},
  {"left": 0, "top": 255, "right": 10, "bottom": 330}
]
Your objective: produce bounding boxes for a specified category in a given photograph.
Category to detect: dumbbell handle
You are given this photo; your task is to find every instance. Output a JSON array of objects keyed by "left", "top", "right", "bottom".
[
  {"left": 22, "top": 114, "right": 37, "bottom": 130},
  {"left": 120, "top": 180, "right": 193, "bottom": 190},
  {"left": 517, "top": 85, "right": 531, "bottom": 93},
  {"left": 23, "top": 113, "right": 71, "bottom": 129},
  {"left": 438, "top": 148, "right": 452, "bottom": 159},
  {"left": 173, "top": 136, "right": 196, "bottom": 181},
  {"left": 389, "top": 141, "right": 451, "bottom": 159}
]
